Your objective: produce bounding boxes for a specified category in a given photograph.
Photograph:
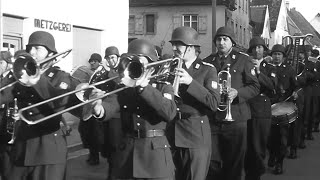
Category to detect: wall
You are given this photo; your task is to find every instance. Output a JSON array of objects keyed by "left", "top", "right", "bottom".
[
  {"left": 129, "top": 5, "right": 228, "bottom": 58},
  {"left": 1, "top": 0, "right": 129, "bottom": 71}
]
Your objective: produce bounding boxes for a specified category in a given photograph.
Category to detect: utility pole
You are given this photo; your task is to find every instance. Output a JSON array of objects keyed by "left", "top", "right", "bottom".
[{"left": 212, "top": 0, "right": 216, "bottom": 53}]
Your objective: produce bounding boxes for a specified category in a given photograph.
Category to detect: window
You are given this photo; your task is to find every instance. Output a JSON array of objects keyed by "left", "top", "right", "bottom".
[
  {"left": 129, "top": 15, "right": 135, "bottom": 34},
  {"left": 244, "top": 28, "right": 246, "bottom": 46},
  {"left": 240, "top": 26, "right": 242, "bottom": 45},
  {"left": 236, "top": 24, "right": 238, "bottom": 42},
  {"left": 145, "top": 14, "right": 155, "bottom": 34},
  {"left": 183, "top": 15, "right": 198, "bottom": 31}
]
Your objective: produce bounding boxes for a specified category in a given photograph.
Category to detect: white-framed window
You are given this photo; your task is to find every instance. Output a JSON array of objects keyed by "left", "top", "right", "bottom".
[{"left": 183, "top": 14, "right": 198, "bottom": 31}]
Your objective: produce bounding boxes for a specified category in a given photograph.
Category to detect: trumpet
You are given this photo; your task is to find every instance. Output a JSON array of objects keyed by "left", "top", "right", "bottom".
[
  {"left": 6, "top": 98, "right": 18, "bottom": 144},
  {"left": 17, "top": 56, "right": 181, "bottom": 125},
  {"left": 217, "top": 64, "right": 234, "bottom": 122},
  {"left": 0, "top": 49, "right": 72, "bottom": 92}
]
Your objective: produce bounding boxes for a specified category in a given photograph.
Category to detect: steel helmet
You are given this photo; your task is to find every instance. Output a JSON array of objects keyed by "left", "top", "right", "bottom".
[
  {"left": 105, "top": 46, "right": 120, "bottom": 58},
  {"left": 127, "top": 39, "right": 158, "bottom": 62},
  {"left": 271, "top": 44, "right": 286, "bottom": 57},
  {"left": 26, "top": 31, "right": 57, "bottom": 53},
  {"left": 214, "top": 26, "right": 236, "bottom": 45},
  {"left": 169, "top": 26, "right": 200, "bottom": 47},
  {"left": 247, "top": 36, "right": 268, "bottom": 53}
]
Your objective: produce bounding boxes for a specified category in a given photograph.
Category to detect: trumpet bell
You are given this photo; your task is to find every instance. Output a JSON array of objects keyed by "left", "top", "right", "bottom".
[{"left": 13, "top": 55, "right": 40, "bottom": 87}]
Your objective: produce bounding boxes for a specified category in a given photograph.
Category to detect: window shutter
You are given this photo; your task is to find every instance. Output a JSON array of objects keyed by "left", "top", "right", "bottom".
[
  {"left": 198, "top": 15, "right": 207, "bottom": 34},
  {"left": 135, "top": 15, "right": 144, "bottom": 35},
  {"left": 173, "top": 15, "right": 181, "bottom": 30}
]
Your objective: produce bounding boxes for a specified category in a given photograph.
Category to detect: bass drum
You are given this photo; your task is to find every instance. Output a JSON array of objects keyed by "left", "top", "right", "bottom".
[
  {"left": 70, "top": 65, "right": 94, "bottom": 83},
  {"left": 271, "top": 101, "right": 298, "bottom": 125}
]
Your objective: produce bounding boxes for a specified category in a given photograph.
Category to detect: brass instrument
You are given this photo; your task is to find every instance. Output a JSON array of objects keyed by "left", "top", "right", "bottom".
[
  {"left": 0, "top": 49, "right": 72, "bottom": 92},
  {"left": 282, "top": 33, "right": 313, "bottom": 75},
  {"left": 17, "top": 56, "right": 180, "bottom": 125},
  {"left": 172, "top": 58, "right": 182, "bottom": 97},
  {"left": 217, "top": 64, "right": 234, "bottom": 122},
  {"left": 6, "top": 98, "right": 18, "bottom": 144}
]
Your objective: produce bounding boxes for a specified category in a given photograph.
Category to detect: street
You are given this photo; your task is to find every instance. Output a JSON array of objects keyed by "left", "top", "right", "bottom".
[{"left": 65, "top": 112, "right": 320, "bottom": 180}]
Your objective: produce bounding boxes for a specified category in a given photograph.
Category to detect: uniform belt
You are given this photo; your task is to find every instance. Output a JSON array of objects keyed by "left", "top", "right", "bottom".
[
  {"left": 133, "top": 129, "right": 165, "bottom": 138},
  {"left": 176, "top": 112, "right": 202, "bottom": 119}
]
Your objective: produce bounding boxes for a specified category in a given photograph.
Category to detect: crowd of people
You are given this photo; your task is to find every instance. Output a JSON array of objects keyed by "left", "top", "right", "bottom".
[{"left": 0, "top": 25, "right": 319, "bottom": 180}]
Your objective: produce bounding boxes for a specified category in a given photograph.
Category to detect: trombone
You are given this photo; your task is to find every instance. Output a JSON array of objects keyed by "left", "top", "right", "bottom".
[
  {"left": 217, "top": 64, "right": 234, "bottom": 122},
  {"left": 0, "top": 49, "right": 72, "bottom": 92},
  {"left": 17, "top": 56, "right": 181, "bottom": 125}
]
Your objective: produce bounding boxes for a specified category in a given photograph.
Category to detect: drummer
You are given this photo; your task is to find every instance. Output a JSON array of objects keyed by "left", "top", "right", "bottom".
[
  {"left": 244, "top": 37, "right": 277, "bottom": 180},
  {"left": 267, "top": 44, "right": 299, "bottom": 175}
]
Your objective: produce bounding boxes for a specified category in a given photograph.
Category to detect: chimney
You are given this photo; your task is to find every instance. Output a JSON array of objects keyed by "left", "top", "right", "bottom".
[{"left": 285, "top": 1, "right": 290, "bottom": 9}]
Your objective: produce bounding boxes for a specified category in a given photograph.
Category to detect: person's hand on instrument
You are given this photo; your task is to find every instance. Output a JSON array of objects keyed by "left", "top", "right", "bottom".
[
  {"left": 228, "top": 88, "right": 238, "bottom": 103},
  {"left": 90, "top": 88, "right": 105, "bottom": 118},
  {"left": 292, "top": 91, "right": 299, "bottom": 100},
  {"left": 175, "top": 68, "right": 193, "bottom": 85}
]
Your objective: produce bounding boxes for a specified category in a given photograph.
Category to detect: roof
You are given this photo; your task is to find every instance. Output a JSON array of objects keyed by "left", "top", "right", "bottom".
[
  {"left": 250, "top": 0, "right": 282, "bottom": 32},
  {"left": 129, "top": 0, "right": 237, "bottom": 10},
  {"left": 250, "top": 5, "right": 267, "bottom": 36},
  {"left": 287, "top": 8, "right": 320, "bottom": 46}
]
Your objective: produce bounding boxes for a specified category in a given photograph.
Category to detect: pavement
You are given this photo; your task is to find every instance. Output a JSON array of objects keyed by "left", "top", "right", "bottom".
[{"left": 64, "top": 112, "right": 320, "bottom": 180}]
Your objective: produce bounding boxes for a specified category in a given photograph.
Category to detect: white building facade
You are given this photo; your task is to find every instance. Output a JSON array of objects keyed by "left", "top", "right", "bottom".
[{"left": 1, "top": 0, "right": 129, "bottom": 72}]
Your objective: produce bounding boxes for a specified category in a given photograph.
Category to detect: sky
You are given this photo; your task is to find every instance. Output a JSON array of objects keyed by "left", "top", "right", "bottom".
[{"left": 288, "top": 0, "right": 320, "bottom": 21}]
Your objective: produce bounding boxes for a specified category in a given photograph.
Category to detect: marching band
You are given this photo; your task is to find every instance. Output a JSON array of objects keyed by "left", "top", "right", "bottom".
[{"left": 1, "top": 28, "right": 320, "bottom": 180}]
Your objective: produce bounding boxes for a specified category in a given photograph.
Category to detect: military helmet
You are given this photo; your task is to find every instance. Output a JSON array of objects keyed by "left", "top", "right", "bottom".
[
  {"left": 127, "top": 39, "right": 158, "bottom": 62},
  {"left": 105, "top": 46, "right": 120, "bottom": 58},
  {"left": 271, "top": 44, "right": 286, "bottom": 57},
  {"left": 26, "top": 31, "right": 57, "bottom": 53},
  {"left": 247, "top": 36, "right": 268, "bottom": 53},
  {"left": 88, "top": 53, "right": 102, "bottom": 63},
  {"left": 214, "top": 26, "right": 236, "bottom": 45},
  {"left": 169, "top": 26, "right": 200, "bottom": 47}
]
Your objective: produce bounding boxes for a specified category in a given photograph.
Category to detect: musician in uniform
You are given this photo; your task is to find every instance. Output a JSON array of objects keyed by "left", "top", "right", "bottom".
[
  {"left": 0, "top": 51, "right": 15, "bottom": 179},
  {"left": 203, "top": 26, "right": 260, "bottom": 180},
  {"left": 267, "top": 44, "right": 298, "bottom": 174},
  {"left": 78, "top": 53, "right": 107, "bottom": 165},
  {"left": 300, "top": 46, "right": 320, "bottom": 140},
  {"left": 102, "top": 46, "right": 122, "bottom": 180},
  {"left": 284, "top": 44, "right": 306, "bottom": 152},
  {"left": 310, "top": 49, "right": 320, "bottom": 133},
  {"left": 90, "top": 39, "right": 177, "bottom": 180},
  {"left": 244, "top": 37, "right": 277, "bottom": 180},
  {"left": 166, "top": 26, "right": 220, "bottom": 180},
  {"left": 3, "top": 31, "right": 82, "bottom": 180}
]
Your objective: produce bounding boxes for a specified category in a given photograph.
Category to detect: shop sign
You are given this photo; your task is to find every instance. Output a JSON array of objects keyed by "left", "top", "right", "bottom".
[{"left": 34, "top": 18, "right": 71, "bottom": 32}]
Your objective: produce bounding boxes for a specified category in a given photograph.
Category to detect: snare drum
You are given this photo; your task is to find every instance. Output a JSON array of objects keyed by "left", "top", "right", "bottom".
[
  {"left": 70, "top": 66, "right": 93, "bottom": 83},
  {"left": 271, "top": 101, "right": 298, "bottom": 125}
]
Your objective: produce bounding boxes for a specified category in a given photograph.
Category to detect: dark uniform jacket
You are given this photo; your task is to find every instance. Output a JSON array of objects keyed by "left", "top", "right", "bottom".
[
  {"left": 270, "top": 63, "right": 297, "bottom": 104},
  {"left": 0, "top": 71, "right": 15, "bottom": 144},
  {"left": 167, "top": 58, "right": 220, "bottom": 148},
  {"left": 203, "top": 50, "right": 260, "bottom": 122},
  {"left": 298, "top": 58, "right": 320, "bottom": 96},
  {"left": 248, "top": 59, "right": 277, "bottom": 119},
  {"left": 11, "top": 66, "right": 81, "bottom": 166},
  {"left": 99, "top": 82, "right": 176, "bottom": 179}
]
